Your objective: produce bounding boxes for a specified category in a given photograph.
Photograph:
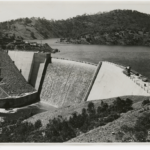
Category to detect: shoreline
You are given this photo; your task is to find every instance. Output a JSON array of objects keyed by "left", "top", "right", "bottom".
[
  {"left": 28, "top": 38, "right": 150, "bottom": 48},
  {"left": 58, "top": 41, "right": 150, "bottom": 48}
]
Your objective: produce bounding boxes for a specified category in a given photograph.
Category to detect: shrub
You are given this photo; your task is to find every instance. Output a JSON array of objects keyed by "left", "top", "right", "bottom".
[
  {"left": 87, "top": 102, "right": 95, "bottom": 114},
  {"left": 118, "top": 112, "right": 150, "bottom": 142},
  {"left": 101, "top": 101, "right": 108, "bottom": 112},
  {"left": 97, "top": 106, "right": 101, "bottom": 114},
  {"left": 34, "top": 120, "right": 42, "bottom": 129},
  {"left": 30, "top": 32, "right": 36, "bottom": 39},
  {"left": 0, "top": 97, "right": 133, "bottom": 142},
  {"left": 142, "top": 99, "right": 150, "bottom": 106}
]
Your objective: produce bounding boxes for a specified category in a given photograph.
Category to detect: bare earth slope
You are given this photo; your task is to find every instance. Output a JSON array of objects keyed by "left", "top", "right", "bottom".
[
  {"left": 4, "top": 21, "right": 44, "bottom": 40},
  {"left": 40, "top": 58, "right": 96, "bottom": 107}
]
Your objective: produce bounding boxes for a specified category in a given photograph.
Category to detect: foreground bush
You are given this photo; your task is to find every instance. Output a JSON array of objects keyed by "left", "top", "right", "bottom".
[
  {"left": 142, "top": 99, "right": 150, "bottom": 106},
  {"left": 116, "top": 112, "right": 150, "bottom": 142},
  {"left": 0, "top": 97, "right": 133, "bottom": 142}
]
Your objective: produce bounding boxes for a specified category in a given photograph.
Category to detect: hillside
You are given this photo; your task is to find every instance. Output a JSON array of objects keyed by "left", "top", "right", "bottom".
[
  {"left": 26, "top": 96, "right": 148, "bottom": 127},
  {"left": 67, "top": 97, "right": 150, "bottom": 142},
  {"left": 1, "top": 10, "right": 150, "bottom": 46},
  {"left": 1, "top": 95, "right": 150, "bottom": 142}
]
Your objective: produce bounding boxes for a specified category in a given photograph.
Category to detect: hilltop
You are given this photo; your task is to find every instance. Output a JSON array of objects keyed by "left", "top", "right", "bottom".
[{"left": 1, "top": 10, "right": 150, "bottom": 46}]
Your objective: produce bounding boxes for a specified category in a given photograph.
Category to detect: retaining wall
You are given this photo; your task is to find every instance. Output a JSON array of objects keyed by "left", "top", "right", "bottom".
[
  {"left": 29, "top": 53, "right": 48, "bottom": 90},
  {"left": 83, "top": 61, "right": 102, "bottom": 101},
  {"left": 0, "top": 91, "right": 38, "bottom": 108},
  {"left": 8, "top": 51, "right": 35, "bottom": 82}
]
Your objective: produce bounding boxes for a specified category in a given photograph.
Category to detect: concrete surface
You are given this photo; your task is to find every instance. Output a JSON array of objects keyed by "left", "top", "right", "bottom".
[
  {"left": 87, "top": 62, "right": 150, "bottom": 101},
  {"left": 40, "top": 58, "right": 96, "bottom": 107},
  {"left": 8, "top": 51, "right": 35, "bottom": 81}
]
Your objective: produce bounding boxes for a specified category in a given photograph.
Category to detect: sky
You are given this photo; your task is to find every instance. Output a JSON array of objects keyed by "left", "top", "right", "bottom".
[{"left": 0, "top": 0, "right": 150, "bottom": 22}]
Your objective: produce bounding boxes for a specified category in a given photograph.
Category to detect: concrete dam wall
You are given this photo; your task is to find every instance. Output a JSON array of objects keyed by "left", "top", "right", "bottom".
[
  {"left": 29, "top": 53, "right": 47, "bottom": 90},
  {"left": 40, "top": 58, "right": 96, "bottom": 107},
  {"left": 8, "top": 51, "right": 35, "bottom": 82},
  {"left": 0, "top": 91, "right": 37, "bottom": 108},
  {"left": 87, "top": 61, "right": 150, "bottom": 101},
  {"left": 4, "top": 51, "right": 150, "bottom": 108},
  {"left": 8, "top": 51, "right": 48, "bottom": 91}
]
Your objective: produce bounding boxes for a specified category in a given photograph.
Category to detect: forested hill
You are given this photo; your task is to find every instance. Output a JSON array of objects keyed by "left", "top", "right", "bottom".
[{"left": 1, "top": 9, "right": 150, "bottom": 46}]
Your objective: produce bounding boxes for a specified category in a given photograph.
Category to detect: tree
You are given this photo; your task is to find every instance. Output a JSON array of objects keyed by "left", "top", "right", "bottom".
[
  {"left": 87, "top": 102, "right": 95, "bottom": 115},
  {"left": 97, "top": 106, "right": 101, "bottom": 114},
  {"left": 34, "top": 120, "right": 42, "bottom": 129},
  {"left": 25, "top": 18, "right": 32, "bottom": 24},
  {"left": 101, "top": 101, "right": 108, "bottom": 112},
  {"left": 0, "top": 31, "right": 2, "bottom": 38},
  {"left": 31, "top": 32, "right": 36, "bottom": 39},
  {"left": 142, "top": 99, "right": 150, "bottom": 106}
]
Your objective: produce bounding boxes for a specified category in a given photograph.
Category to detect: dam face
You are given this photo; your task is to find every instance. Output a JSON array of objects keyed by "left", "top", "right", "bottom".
[
  {"left": 87, "top": 62, "right": 150, "bottom": 101},
  {"left": 40, "top": 58, "right": 96, "bottom": 107}
]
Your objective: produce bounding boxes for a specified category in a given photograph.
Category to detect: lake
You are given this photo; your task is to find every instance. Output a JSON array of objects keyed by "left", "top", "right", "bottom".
[{"left": 31, "top": 38, "right": 150, "bottom": 79}]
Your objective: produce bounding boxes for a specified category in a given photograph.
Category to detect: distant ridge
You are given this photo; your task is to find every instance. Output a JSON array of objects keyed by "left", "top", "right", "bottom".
[{"left": 1, "top": 9, "right": 150, "bottom": 46}]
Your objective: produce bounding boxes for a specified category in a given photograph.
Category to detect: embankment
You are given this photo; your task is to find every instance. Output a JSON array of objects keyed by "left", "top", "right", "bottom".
[{"left": 0, "top": 91, "right": 37, "bottom": 108}]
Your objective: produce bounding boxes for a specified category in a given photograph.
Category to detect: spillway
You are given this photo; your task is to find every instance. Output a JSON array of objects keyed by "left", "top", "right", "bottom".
[{"left": 40, "top": 58, "right": 96, "bottom": 107}]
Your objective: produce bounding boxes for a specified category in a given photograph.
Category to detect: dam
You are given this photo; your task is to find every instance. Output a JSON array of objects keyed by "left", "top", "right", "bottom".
[
  {"left": 40, "top": 58, "right": 96, "bottom": 107},
  {"left": 0, "top": 50, "right": 150, "bottom": 109},
  {"left": 87, "top": 61, "right": 150, "bottom": 101}
]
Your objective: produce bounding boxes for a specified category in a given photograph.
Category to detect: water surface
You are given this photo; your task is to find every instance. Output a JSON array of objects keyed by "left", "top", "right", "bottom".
[{"left": 31, "top": 38, "right": 150, "bottom": 78}]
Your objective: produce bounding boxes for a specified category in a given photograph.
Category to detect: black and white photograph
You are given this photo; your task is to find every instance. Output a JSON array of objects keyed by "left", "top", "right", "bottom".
[{"left": 0, "top": 0, "right": 150, "bottom": 144}]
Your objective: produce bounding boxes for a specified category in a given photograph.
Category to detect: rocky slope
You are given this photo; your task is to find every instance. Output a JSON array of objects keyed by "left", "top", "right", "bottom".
[{"left": 67, "top": 97, "right": 150, "bottom": 142}]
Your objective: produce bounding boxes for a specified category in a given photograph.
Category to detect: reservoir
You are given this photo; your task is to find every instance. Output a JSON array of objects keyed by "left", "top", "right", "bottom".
[{"left": 31, "top": 38, "right": 150, "bottom": 79}]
